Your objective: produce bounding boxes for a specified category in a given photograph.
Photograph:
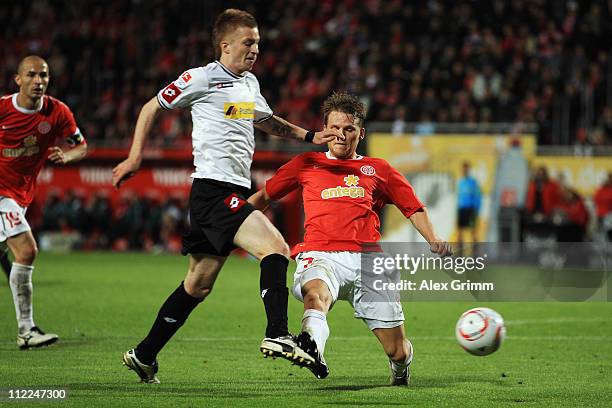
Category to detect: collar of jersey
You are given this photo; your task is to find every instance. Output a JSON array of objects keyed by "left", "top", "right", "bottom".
[
  {"left": 12, "top": 93, "right": 43, "bottom": 114},
  {"left": 215, "top": 61, "right": 246, "bottom": 79},
  {"left": 325, "top": 151, "right": 363, "bottom": 160}
]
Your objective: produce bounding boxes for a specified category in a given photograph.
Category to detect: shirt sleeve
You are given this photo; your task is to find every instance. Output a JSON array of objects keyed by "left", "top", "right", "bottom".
[
  {"left": 251, "top": 76, "right": 273, "bottom": 123},
  {"left": 157, "top": 68, "right": 208, "bottom": 110},
  {"left": 265, "top": 155, "right": 305, "bottom": 200},
  {"left": 59, "top": 103, "right": 85, "bottom": 145},
  {"left": 382, "top": 162, "right": 424, "bottom": 218}
]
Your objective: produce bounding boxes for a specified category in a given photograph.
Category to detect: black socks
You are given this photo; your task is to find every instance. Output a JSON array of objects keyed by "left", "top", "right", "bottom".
[
  {"left": 260, "top": 254, "right": 289, "bottom": 338},
  {"left": 135, "top": 282, "right": 203, "bottom": 364},
  {"left": 134, "top": 253, "right": 290, "bottom": 364}
]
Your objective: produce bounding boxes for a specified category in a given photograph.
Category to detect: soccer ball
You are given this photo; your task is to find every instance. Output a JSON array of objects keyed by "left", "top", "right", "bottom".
[{"left": 455, "top": 307, "right": 506, "bottom": 356}]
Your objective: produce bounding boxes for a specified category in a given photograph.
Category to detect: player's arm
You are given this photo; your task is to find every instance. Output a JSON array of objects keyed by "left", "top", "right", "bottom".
[
  {"left": 112, "top": 97, "right": 162, "bottom": 188},
  {"left": 254, "top": 115, "right": 342, "bottom": 145},
  {"left": 48, "top": 107, "right": 88, "bottom": 164},
  {"left": 248, "top": 154, "right": 304, "bottom": 210},
  {"left": 408, "top": 209, "right": 452, "bottom": 257},
  {"left": 47, "top": 142, "right": 87, "bottom": 164},
  {"left": 248, "top": 187, "right": 273, "bottom": 211},
  {"left": 384, "top": 163, "right": 452, "bottom": 257}
]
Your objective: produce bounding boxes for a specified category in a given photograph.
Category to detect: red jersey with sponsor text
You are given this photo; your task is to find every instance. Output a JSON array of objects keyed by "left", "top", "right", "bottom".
[
  {"left": 266, "top": 152, "right": 424, "bottom": 256},
  {"left": 0, "top": 94, "right": 81, "bottom": 207}
]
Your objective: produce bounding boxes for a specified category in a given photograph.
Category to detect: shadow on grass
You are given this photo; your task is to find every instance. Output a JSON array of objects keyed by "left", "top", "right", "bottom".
[
  {"left": 319, "top": 373, "right": 502, "bottom": 392},
  {"left": 68, "top": 383, "right": 261, "bottom": 397}
]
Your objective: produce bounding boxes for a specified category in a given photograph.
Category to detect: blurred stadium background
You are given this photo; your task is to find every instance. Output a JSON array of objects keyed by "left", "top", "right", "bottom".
[
  {"left": 1, "top": 0, "right": 611, "bottom": 252},
  {"left": 2, "top": 2, "right": 612, "bottom": 406}
]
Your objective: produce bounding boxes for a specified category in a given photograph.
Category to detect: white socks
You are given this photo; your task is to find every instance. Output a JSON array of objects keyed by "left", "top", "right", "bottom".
[
  {"left": 390, "top": 339, "right": 413, "bottom": 375},
  {"left": 9, "top": 263, "right": 35, "bottom": 335},
  {"left": 302, "top": 309, "right": 329, "bottom": 354}
]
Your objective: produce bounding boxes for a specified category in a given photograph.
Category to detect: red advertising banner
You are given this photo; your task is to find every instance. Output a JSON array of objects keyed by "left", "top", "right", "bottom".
[
  {"left": 33, "top": 163, "right": 304, "bottom": 246},
  {"left": 36, "top": 166, "right": 194, "bottom": 205}
]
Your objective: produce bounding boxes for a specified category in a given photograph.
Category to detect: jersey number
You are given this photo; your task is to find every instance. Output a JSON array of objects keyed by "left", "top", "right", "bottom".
[{"left": 3, "top": 212, "right": 22, "bottom": 229}]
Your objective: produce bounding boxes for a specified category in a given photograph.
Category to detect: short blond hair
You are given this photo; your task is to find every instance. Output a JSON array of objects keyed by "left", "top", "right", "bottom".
[{"left": 212, "top": 9, "right": 257, "bottom": 59}]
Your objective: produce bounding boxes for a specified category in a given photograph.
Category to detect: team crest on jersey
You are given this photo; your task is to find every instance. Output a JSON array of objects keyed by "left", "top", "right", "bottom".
[
  {"left": 37, "top": 121, "right": 51, "bottom": 134},
  {"left": 360, "top": 165, "right": 375, "bottom": 176},
  {"left": 321, "top": 174, "right": 365, "bottom": 200},
  {"left": 224, "top": 102, "right": 254, "bottom": 119},
  {"left": 2, "top": 135, "right": 39, "bottom": 158}
]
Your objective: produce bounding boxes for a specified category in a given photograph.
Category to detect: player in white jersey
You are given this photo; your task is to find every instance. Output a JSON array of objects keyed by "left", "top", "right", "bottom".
[{"left": 112, "top": 9, "right": 342, "bottom": 384}]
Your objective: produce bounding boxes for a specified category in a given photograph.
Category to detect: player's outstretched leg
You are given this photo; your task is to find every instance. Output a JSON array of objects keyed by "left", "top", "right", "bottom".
[
  {"left": 388, "top": 339, "right": 413, "bottom": 386},
  {"left": 292, "top": 279, "right": 333, "bottom": 378},
  {"left": 372, "top": 325, "right": 413, "bottom": 386},
  {"left": 122, "top": 254, "right": 222, "bottom": 383},
  {"left": 296, "top": 330, "right": 328, "bottom": 379},
  {"left": 123, "top": 281, "right": 203, "bottom": 383},
  {"left": 258, "top": 254, "right": 303, "bottom": 360},
  {"left": 232, "top": 211, "right": 303, "bottom": 360}
]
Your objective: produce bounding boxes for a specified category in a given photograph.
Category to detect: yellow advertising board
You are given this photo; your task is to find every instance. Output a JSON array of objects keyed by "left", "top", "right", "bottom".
[{"left": 369, "top": 134, "right": 536, "bottom": 241}]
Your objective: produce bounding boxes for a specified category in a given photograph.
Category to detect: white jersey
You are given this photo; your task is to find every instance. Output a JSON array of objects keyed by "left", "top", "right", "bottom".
[{"left": 157, "top": 61, "right": 273, "bottom": 188}]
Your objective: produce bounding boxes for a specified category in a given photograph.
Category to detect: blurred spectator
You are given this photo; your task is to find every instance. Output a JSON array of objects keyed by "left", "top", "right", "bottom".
[
  {"left": 551, "top": 186, "right": 589, "bottom": 241},
  {"left": 41, "top": 191, "right": 66, "bottom": 232},
  {"left": 525, "top": 166, "right": 561, "bottom": 219},
  {"left": 594, "top": 172, "right": 612, "bottom": 224},
  {"left": 112, "top": 191, "right": 144, "bottom": 250}
]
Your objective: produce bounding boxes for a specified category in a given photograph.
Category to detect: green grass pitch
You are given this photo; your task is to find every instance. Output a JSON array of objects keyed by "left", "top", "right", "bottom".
[{"left": 0, "top": 252, "right": 611, "bottom": 407}]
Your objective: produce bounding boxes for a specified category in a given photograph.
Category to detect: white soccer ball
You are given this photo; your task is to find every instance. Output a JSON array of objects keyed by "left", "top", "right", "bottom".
[{"left": 455, "top": 307, "right": 506, "bottom": 356}]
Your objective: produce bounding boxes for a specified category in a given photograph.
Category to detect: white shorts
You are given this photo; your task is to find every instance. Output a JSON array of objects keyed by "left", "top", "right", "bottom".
[
  {"left": 0, "top": 197, "right": 30, "bottom": 243},
  {"left": 293, "top": 251, "right": 404, "bottom": 330}
]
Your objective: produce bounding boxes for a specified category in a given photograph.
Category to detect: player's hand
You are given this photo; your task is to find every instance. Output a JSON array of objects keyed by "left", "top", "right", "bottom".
[
  {"left": 112, "top": 157, "right": 141, "bottom": 189},
  {"left": 47, "top": 146, "right": 67, "bottom": 164},
  {"left": 430, "top": 239, "right": 452, "bottom": 257},
  {"left": 313, "top": 129, "right": 345, "bottom": 145}
]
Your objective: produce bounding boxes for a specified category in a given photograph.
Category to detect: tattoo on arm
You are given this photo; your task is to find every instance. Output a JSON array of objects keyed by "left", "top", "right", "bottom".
[{"left": 268, "top": 116, "right": 301, "bottom": 140}]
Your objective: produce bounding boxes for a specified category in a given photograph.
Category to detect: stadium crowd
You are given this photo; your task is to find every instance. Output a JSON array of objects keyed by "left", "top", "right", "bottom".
[
  {"left": 524, "top": 166, "right": 612, "bottom": 242},
  {"left": 32, "top": 190, "right": 190, "bottom": 252},
  {"left": 1, "top": 0, "right": 611, "bottom": 147},
  {"left": 2, "top": 0, "right": 611, "bottom": 249}
]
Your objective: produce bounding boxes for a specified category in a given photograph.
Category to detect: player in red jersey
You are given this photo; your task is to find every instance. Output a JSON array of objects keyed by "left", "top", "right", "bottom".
[
  {"left": 0, "top": 55, "right": 87, "bottom": 349},
  {"left": 249, "top": 92, "right": 451, "bottom": 384}
]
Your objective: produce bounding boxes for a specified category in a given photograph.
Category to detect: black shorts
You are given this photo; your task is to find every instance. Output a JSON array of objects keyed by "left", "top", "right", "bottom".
[
  {"left": 457, "top": 208, "right": 476, "bottom": 228},
  {"left": 182, "top": 178, "right": 255, "bottom": 257}
]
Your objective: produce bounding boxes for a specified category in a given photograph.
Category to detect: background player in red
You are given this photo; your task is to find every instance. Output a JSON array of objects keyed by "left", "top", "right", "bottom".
[
  {"left": 0, "top": 55, "right": 88, "bottom": 349},
  {"left": 249, "top": 92, "right": 451, "bottom": 384}
]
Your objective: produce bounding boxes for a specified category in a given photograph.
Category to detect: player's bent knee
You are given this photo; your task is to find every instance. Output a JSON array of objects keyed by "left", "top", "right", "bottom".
[
  {"left": 183, "top": 281, "right": 213, "bottom": 300},
  {"left": 303, "top": 289, "right": 331, "bottom": 310},
  {"left": 260, "top": 239, "right": 290, "bottom": 260},
  {"left": 14, "top": 244, "right": 38, "bottom": 265}
]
